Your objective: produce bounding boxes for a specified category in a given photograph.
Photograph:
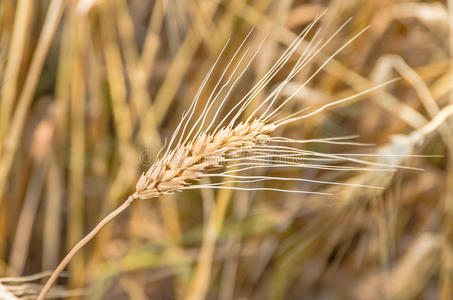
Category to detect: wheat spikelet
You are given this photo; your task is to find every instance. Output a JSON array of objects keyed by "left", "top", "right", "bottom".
[
  {"left": 38, "top": 14, "right": 402, "bottom": 299},
  {"left": 134, "top": 120, "right": 275, "bottom": 200}
]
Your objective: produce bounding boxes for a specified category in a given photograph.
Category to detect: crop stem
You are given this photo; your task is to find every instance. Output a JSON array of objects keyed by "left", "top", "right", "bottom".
[{"left": 37, "top": 194, "right": 137, "bottom": 300}]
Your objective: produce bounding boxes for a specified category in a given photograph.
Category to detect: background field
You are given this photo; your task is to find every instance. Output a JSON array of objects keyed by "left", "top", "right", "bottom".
[{"left": 1, "top": 0, "right": 453, "bottom": 299}]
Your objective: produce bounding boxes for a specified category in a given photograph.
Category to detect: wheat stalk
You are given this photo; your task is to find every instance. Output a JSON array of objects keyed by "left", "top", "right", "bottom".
[{"left": 37, "top": 15, "right": 400, "bottom": 299}]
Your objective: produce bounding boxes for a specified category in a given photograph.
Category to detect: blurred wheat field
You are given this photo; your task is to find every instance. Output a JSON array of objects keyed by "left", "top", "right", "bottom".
[{"left": 1, "top": 0, "right": 453, "bottom": 299}]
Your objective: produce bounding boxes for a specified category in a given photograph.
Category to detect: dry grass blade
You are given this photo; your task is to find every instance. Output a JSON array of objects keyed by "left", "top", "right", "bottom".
[
  {"left": 0, "top": 271, "right": 84, "bottom": 299},
  {"left": 0, "top": 282, "right": 18, "bottom": 300},
  {"left": 0, "top": 0, "right": 64, "bottom": 207}
]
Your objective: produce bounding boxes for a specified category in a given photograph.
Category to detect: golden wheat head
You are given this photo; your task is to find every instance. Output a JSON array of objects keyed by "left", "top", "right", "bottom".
[{"left": 38, "top": 14, "right": 403, "bottom": 300}]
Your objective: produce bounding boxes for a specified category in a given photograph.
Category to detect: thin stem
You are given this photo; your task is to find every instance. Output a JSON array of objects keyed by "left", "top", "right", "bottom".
[{"left": 37, "top": 195, "right": 137, "bottom": 300}]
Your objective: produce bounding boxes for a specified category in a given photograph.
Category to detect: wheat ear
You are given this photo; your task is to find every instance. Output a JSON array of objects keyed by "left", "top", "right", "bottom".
[{"left": 38, "top": 16, "right": 400, "bottom": 299}]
